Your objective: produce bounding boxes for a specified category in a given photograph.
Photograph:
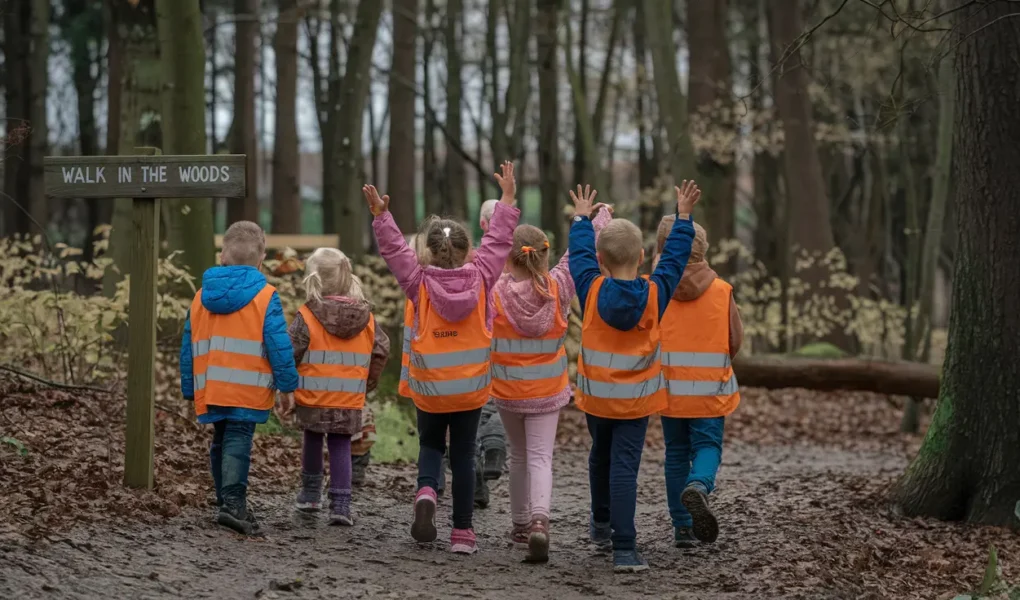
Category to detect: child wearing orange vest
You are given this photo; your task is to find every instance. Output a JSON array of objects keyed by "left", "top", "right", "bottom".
[
  {"left": 288, "top": 248, "right": 391, "bottom": 525},
  {"left": 654, "top": 219, "right": 743, "bottom": 548},
  {"left": 363, "top": 161, "right": 519, "bottom": 554},
  {"left": 490, "top": 207, "right": 613, "bottom": 563},
  {"left": 180, "top": 221, "right": 299, "bottom": 536},
  {"left": 569, "top": 182, "right": 701, "bottom": 572}
]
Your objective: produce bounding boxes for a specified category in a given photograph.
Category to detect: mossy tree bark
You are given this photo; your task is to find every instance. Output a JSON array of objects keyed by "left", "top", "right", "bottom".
[{"left": 892, "top": 0, "right": 1020, "bottom": 527}]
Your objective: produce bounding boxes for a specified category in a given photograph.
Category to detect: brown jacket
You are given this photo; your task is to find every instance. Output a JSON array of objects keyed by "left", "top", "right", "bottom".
[{"left": 672, "top": 262, "right": 744, "bottom": 358}]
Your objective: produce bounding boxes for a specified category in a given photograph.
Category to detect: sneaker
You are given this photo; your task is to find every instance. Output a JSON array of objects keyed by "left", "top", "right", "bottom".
[
  {"left": 613, "top": 549, "right": 649, "bottom": 573},
  {"left": 510, "top": 522, "right": 530, "bottom": 548},
  {"left": 525, "top": 516, "right": 550, "bottom": 564},
  {"left": 589, "top": 516, "right": 612, "bottom": 551},
  {"left": 673, "top": 527, "right": 699, "bottom": 549},
  {"left": 474, "top": 475, "right": 490, "bottom": 509},
  {"left": 351, "top": 453, "right": 370, "bottom": 486},
  {"left": 294, "top": 472, "right": 324, "bottom": 513},
  {"left": 681, "top": 484, "right": 718, "bottom": 543},
  {"left": 482, "top": 447, "right": 505, "bottom": 481},
  {"left": 450, "top": 528, "right": 478, "bottom": 554},
  {"left": 217, "top": 503, "right": 260, "bottom": 536},
  {"left": 410, "top": 487, "right": 438, "bottom": 542},
  {"left": 328, "top": 490, "right": 353, "bottom": 526}
]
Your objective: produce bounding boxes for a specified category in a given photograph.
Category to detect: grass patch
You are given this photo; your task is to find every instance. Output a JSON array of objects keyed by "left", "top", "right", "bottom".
[
  {"left": 255, "top": 413, "right": 300, "bottom": 438},
  {"left": 369, "top": 400, "right": 419, "bottom": 464}
]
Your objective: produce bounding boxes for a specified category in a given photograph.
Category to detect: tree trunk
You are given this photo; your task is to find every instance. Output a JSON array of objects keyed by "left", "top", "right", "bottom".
[
  {"left": 2, "top": 0, "right": 31, "bottom": 236},
  {"left": 330, "top": 0, "right": 383, "bottom": 259},
  {"left": 103, "top": 0, "right": 161, "bottom": 297},
  {"left": 422, "top": 0, "right": 441, "bottom": 216},
  {"left": 892, "top": 0, "right": 1020, "bottom": 527},
  {"left": 388, "top": 0, "right": 419, "bottom": 232},
  {"left": 536, "top": 0, "right": 563, "bottom": 250},
  {"left": 229, "top": 0, "right": 259, "bottom": 225},
  {"left": 572, "top": 0, "right": 589, "bottom": 186},
  {"left": 642, "top": 0, "right": 696, "bottom": 214},
  {"left": 27, "top": 0, "right": 50, "bottom": 234},
  {"left": 271, "top": 0, "right": 301, "bottom": 234},
  {"left": 688, "top": 0, "right": 736, "bottom": 272},
  {"left": 155, "top": 0, "right": 215, "bottom": 281},
  {"left": 444, "top": 0, "right": 467, "bottom": 221},
  {"left": 633, "top": 0, "right": 656, "bottom": 230},
  {"left": 733, "top": 356, "right": 940, "bottom": 399}
]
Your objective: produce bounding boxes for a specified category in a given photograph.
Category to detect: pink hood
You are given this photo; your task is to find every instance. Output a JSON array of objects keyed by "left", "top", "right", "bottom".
[
  {"left": 494, "top": 273, "right": 571, "bottom": 338},
  {"left": 421, "top": 265, "right": 486, "bottom": 323}
]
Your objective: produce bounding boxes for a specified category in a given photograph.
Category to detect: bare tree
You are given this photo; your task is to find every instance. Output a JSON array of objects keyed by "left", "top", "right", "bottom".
[
  {"left": 444, "top": 0, "right": 468, "bottom": 221},
  {"left": 388, "top": 0, "right": 420, "bottom": 232},
  {"left": 229, "top": 0, "right": 259, "bottom": 224},
  {"left": 536, "top": 0, "right": 563, "bottom": 249},
  {"left": 272, "top": 0, "right": 301, "bottom": 234}
]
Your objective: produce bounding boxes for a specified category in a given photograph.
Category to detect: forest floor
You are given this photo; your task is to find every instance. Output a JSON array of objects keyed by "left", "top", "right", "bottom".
[{"left": 1, "top": 374, "right": 1018, "bottom": 599}]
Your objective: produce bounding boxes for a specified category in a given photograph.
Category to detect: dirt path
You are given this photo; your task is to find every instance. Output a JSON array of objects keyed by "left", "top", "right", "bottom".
[{"left": 0, "top": 442, "right": 915, "bottom": 600}]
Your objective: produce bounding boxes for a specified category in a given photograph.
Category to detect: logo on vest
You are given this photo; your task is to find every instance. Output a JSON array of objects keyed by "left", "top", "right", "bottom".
[{"left": 433, "top": 330, "right": 459, "bottom": 338}]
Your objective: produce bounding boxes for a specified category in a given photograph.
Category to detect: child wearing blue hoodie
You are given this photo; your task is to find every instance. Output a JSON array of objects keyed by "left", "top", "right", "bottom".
[
  {"left": 180, "top": 221, "right": 299, "bottom": 536},
  {"left": 568, "top": 182, "right": 700, "bottom": 572}
]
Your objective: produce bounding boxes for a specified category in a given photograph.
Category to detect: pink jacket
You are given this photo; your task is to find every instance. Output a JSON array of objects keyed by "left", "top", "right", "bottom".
[
  {"left": 490, "top": 208, "right": 612, "bottom": 414},
  {"left": 373, "top": 203, "right": 520, "bottom": 334}
]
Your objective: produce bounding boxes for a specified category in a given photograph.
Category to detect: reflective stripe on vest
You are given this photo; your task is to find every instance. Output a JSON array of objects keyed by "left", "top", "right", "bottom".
[
  {"left": 295, "top": 305, "right": 375, "bottom": 410},
  {"left": 189, "top": 285, "right": 277, "bottom": 417},
  {"left": 491, "top": 354, "right": 569, "bottom": 382},
  {"left": 492, "top": 336, "right": 566, "bottom": 354},
  {"left": 659, "top": 278, "right": 740, "bottom": 418},
  {"left": 574, "top": 276, "right": 667, "bottom": 419},
  {"left": 398, "top": 300, "right": 413, "bottom": 397},
  {"left": 407, "top": 281, "right": 492, "bottom": 413}
]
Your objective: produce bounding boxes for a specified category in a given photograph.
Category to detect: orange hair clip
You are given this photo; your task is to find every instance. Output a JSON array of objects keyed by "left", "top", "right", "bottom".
[{"left": 521, "top": 245, "right": 535, "bottom": 254}]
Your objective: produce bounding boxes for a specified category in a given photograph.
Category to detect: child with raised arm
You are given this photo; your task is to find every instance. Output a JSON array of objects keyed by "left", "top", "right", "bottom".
[
  {"left": 569, "top": 181, "right": 701, "bottom": 572},
  {"left": 289, "top": 248, "right": 390, "bottom": 525},
  {"left": 490, "top": 189, "right": 613, "bottom": 563},
  {"left": 364, "top": 161, "right": 520, "bottom": 554},
  {"left": 180, "top": 221, "right": 299, "bottom": 536},
  {"left": 654, "top": 219, "right": 743, "bottom": 548}
]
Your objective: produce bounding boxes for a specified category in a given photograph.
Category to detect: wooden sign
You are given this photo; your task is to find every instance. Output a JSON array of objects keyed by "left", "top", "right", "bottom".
[{"left": 44, "top": 154, "right": 246, "bottom": 199}]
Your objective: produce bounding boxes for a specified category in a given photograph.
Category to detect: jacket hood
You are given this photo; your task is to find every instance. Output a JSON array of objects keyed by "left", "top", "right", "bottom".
[
  {"left": 421, "top": 266, "right": 484, "bottom": 323},
  {"left": 305, "top": 297, "right": 372, "bottom": 339},
  {"left": 200, "top": 266, "right": 268, "bottom": 314},
  {"left": 495, "top": 273, "right": 558, "bottom": 337},
  {"left": 673, "top": 261, "right": 717, "bottom": 301}
]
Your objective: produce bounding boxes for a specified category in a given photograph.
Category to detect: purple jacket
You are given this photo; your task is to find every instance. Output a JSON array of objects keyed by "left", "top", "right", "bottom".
[
  {"left": 373, "top": 203, "right": 520, "bottom": 334},
  {"left": 490, "top": 208, "right": 612, "bottom": 414}
]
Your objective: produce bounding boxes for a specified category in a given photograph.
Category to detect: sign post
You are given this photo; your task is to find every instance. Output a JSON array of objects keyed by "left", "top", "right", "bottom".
[{"left": 45, "top": 150, "right": 247, "bottom": 490}]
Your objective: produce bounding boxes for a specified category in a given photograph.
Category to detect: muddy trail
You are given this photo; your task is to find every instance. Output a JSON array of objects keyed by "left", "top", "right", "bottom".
[{"left": 4, "top": 382, "right": 1019, "bottom": 599}]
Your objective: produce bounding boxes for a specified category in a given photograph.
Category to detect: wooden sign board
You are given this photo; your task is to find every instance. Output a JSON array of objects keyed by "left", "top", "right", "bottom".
[{"left": 44, "top": 154, "right": 246, "bottom": 199}]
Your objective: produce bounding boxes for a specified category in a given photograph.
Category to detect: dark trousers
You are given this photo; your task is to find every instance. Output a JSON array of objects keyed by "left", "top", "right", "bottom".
[
  {"left": 662, "top": 416, "right": 725, "bottom": 529},
  {"left": 416, "top": 407, "right": 483, "bottom": 529},
  {"left": 210, "top": 420, "right": 256, "bottom": 511},
  {"left": 586, "top": 414, "right": 648, "bottom": 551}
]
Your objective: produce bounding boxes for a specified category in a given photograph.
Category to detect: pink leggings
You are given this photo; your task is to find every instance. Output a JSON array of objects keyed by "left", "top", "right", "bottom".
[{"left": 497, "top": 408, "right": 561, "bottom": 524}]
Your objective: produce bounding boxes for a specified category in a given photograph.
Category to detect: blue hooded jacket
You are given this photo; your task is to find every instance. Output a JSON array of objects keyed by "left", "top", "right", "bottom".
[
  {"left": 569, "top": 213, "right": 695, "bottom": 330},
  {"left": 180, "top": 265, "right": 299, "bottom": 424}
]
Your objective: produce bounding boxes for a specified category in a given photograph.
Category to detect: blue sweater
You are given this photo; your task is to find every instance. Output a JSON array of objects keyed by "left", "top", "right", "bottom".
[
  {"left": 180, "top": 265, "right": 298, "bottom": 424},
  {"left": 568, "top": 214, "right": 695, "bottom": 330}
]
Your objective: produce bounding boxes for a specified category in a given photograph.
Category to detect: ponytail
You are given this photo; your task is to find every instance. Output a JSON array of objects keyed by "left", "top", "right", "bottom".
[
  {"left": 304, "top": 247, "right": 356, "bottom": 302},
  {"left": 510, "top": 224, "right": 554, "bottom": 299}
]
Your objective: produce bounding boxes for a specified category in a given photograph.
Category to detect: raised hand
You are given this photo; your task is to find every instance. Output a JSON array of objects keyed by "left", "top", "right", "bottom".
[
  {"left": 493, "top": 161, "right": 517, "bottom": 205},
  {"left": 675, "top": 180, "right": 701, "bottom": 217},
  {"left": 569, "top": 184, "right": 599, "bottom": 218},
  {"left": 362, "top": 185, "right": 390, "bottom": 216}
]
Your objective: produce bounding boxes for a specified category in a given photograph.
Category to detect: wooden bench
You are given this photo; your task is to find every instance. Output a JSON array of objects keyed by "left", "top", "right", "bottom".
[{"left": 214, "top": 233, "right": 339, "bottom": 251}]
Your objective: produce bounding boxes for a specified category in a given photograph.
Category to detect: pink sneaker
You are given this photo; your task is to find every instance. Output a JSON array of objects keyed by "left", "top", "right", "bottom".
[
  {"left": 510, "top": 522, "right": 530, "bottom": 548},
  {"left": 450, "top": 528, "right": 477, "bottom": 554},
  {"left": 410, "top": 487, "right": 437, "bottom": 543}
]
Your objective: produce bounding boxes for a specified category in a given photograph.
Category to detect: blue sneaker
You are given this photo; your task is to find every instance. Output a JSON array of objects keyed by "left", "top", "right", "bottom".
[
  {"left": 674, "top": 526, "right": 699, "bottom": 548},
  {"left": 613, "top": 549, "right": 649, "bottom": 573},
  {"left": 589, "top": 516, "right": 612, "bottom": 551}
]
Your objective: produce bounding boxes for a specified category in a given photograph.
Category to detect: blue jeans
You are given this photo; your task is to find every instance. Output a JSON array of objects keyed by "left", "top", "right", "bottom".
[
  {"left": 210, "top": 420, "right": 256, "bottom": 511},
  {"left": 586, "top": 414, "right": 648, "bottom": 551},
  {"left": 662, "top": 416, "right": 724, "bottom": 529}
]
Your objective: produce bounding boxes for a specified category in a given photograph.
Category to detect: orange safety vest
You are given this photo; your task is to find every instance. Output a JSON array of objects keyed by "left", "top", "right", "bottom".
[
  {"left": 294, "top": 306, "right": 375, "bottom": 410},
  {"left": 407, "top": 282, "right": 492, "bottom": 413},
  {"left": 660, "top": 278, "right": 740, "bottom": 418},
  {"left": 490, "top": 278, "right": 569, "bottom": 401},
  {"left": 190, "top": 285, "right": 277, "bottom": 417},
  {"left": 398, "top": 299, "right": 413, "bottom": 397},
  {"left": 575, "top": 276, "right": 667, "bottom": 419}
]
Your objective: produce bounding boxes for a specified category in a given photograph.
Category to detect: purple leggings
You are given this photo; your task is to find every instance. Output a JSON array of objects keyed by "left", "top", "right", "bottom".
[{"left": 302, "top": 431, "right": 352, "bottom": 493}]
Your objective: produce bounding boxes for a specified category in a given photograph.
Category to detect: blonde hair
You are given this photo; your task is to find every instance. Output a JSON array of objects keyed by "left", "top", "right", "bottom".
[
  {"left": 419, "top": 216, "right": 472, "bottom": 269},
  {"left": 479, "top": 199, "right": 499, "bottom": 227},
  {"left": 303, "top": 247, "right": 364, "bottom": 303},
  {"left": 221, "top": 220, "right": 266, "bottom": 267},
  {"left": 596, "top": 219, "right": 644, "bottom": 269},
  {"left": 657, "top": 215, "right": 707, "bottom": 262},
  {"left": 406, "top": 233, "right": 429, "bottom": 266},
  {"left": 510, "top": 224, "right": 553, "bottom": 299}
]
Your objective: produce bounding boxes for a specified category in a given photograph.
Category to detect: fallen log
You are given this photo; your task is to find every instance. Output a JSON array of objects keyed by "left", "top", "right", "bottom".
[{"left": 732, "top": 356, "right": 941, "bottom": 398}]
